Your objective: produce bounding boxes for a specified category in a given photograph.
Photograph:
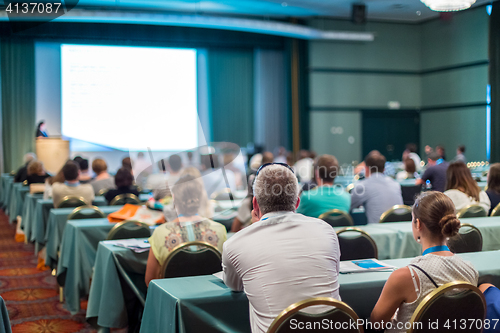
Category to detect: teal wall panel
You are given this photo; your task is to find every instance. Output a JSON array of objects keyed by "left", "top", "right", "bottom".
[
  {"left": 420, "top": 107, "right": 487, "bottom": 162},
  {"left": 310, "top": 111, "right": 362, "bottom": 165}
]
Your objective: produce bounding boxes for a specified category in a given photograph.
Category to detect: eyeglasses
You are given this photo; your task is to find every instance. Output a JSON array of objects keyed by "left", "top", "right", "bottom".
[{"left": 256, "top": 163, "right": 294, "bottom": 176}]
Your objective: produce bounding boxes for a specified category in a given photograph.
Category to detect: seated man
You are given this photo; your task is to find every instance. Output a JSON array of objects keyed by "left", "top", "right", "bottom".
[
  {"left": 416, "top": 152, "right": 449, "bottom": 192},
  {"left": 52, "top": 161, "right": 95, "bottom": 208},
  {"left": 351, "top": 152, "right": 403, "bottom": 224},
  {"left": 222, "top": 164, "right": 341, "bottom": 333},
  {"left": 297, "top": 154, "right": 350, "bottom": 217}
]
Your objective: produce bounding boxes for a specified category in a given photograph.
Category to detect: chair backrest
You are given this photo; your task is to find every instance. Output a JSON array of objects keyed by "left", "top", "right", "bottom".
[
  {"left": 109, "top": 193, "right": 141, "bottom": 206},
  {"left": 267, "top": 297, "right": 363, "bottom": 333},
  {"left": 379, "top": 205, "right": 412, "bottom": 223},
  {"left": 457, "top": 204, "right": 488, "bottom": 219},
  {"left": 97, "top": 188, "right": 109, "bottom": 196},
  {"left": 107, "top": 220, "right": 151, "bottom": 240},
  {"left": 345, "top": 184, "right": 355, "bottom": 194},
  {"left": 401, "top": 185, "right": 422, "bottom": 206},
  {"left": 58, "top": 196, "right": 89, "bottom": 208},
  {"left": 67, "top": 205, "right": 105, "bottom": 220},
  {"left": 407, "top": 281, "right": 486, "bottom": 333},
  {"left": 491, "top": 202, "right": 500, "bottom": 216},
  {"left": 318, "top": 209, "right": 354, "bottom": 227},
  {"left": 162, "top": 241, "right": 222, "bottom": 279},
  {"left": 22, "top": 180, "right": 28, "bottom": 186},
  {"left": 210, "top": 188, "right": 234, "bottom": 201},
  {"left": 337, "top": 227, "right": 378, "bottom": 261},
  {"left": 447, "top": 223, "right": 483, "bottom": 253}
]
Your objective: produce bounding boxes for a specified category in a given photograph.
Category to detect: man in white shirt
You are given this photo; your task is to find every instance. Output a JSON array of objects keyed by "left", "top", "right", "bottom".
[
  {"left": 222, "top": 164, "right": 341, "bottom": 333},
  {"left": 52, "top": 161, "right": 95, "bottom": 208}
]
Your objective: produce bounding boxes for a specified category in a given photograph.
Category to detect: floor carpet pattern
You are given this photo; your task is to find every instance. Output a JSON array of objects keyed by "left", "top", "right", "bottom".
[{"left": 0, "top": 209, "right": 96, "bottom": 333}]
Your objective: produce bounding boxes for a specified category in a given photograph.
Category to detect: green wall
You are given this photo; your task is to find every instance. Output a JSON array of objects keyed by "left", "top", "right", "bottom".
[{"left": 308, "top": 6, "right": 489, "bottom": 165}]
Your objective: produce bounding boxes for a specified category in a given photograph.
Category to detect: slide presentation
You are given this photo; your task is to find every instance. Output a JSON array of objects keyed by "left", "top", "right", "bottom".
[{"left": 61, "top": 44, "right": 199, "bottom": 151}]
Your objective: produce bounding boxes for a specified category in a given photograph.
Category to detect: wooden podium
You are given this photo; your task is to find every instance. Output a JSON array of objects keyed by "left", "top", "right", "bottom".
[{"left": 35, "top": 138, "right": 70, "bottom": 175}]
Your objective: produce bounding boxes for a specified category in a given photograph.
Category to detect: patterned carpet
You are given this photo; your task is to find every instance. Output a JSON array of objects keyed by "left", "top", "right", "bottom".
[{"left": 0, "top": 209, "right": 96, "bottom": 333}]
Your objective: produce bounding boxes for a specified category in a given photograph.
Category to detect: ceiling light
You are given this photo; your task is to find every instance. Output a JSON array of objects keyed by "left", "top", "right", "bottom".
[{"left": 420, "top": 0, "right": 476, "bottom": 11}]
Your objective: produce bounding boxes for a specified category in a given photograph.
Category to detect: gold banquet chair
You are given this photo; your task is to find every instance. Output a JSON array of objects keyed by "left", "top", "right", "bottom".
[
  {"left": 161, "top": 241, "right": 222, "bottom": 279},
  {"left": 67, "top": 206, "right": 105, "bottom": 220},
  {"left": 97, "top": 188, "right": 109, "bottom": 197},
  {"left": 490, "top": 202, "right": 500, "bottom": 216},
  {"left": 58, "top": 196, "right": 89, "bottom": 209},
  {"left": 379, "top": 205, "right": 412, "bottom": 223},
  {"left": 319, "top": 209, "right": 354, "bottom": 228},
  {"left": 407, "top": 281, "right": 486, "bottom": 333},
  {"left": 107, "top": 220, "right": 151, "bottom": 240},
  {"left": 267, "top": 297, "right": 363, "bottom": 333},
  {"left": 337, "top": 227, "right": 378, "bottom": 261},
  {"left": 109, "top": 193, "right": 141, "bottom": 206},
  {"left": 456, "top": 204, "right": 488, "bottom": 219},
  {"left": 446, "top": 223, "right": 483, "bottom": 254}
]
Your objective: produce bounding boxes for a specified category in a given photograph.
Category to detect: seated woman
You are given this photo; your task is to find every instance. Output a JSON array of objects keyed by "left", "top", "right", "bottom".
[
  {"left": 104, "top": 168, "right": 139, "bottom": 204},
  {"left": 43, "top": 165, "right": 66, "bottom": 199},
  {"left": 444, "top": 162, "right": 490, "bottom": 212},
  {"left": 145, "top": 175, "right": 227, "bottom": 286},
  {"left": 26, "top": 160, "right": 50, "bottom": 185},
  {"left": 396, "top": 158, "right": 418, "bottom": 181},
  {"left": 370, "top": 191, "right": 478, "bottom": 332},
  {"left": 90, "top": 158, "right": 115, "bottom": 195},
  {"left": 486, "top": 163, "right": 500, "bottom": 215}
]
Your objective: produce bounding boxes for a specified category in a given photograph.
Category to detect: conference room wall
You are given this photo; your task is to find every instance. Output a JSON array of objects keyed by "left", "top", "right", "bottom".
[
  {"left": 308, "top": 19, "right": 421, "bottom": 164},
  {"left": 420, "top": 6, "right": 489, "bottom": 161}
]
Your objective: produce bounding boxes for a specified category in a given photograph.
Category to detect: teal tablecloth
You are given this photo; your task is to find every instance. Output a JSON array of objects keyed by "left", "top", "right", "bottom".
[
  {"left": 32, "top": 197, "right": 107, "bottom": 251},
  {"left": 7, "top": 184, "right": 29, "bottom": 222},
  {"left": 57, "top": 218, "right": 116, "bottom": 315},
  {"left": 140, "top": 250, "right": 500, "bottom": 333},
  {"left": 0, "top": 297, "right": 11, "bottom": 333},
  {"left": 335, "top": 217, "right": 500, "bottom": 259},
  {"left": 44, "top": 206, "right": 122, "bottom": 269},
  {"left": 20, "top": 193, "right": 43, "bottom": 242},
  {"left": 0, "top": 174, "right": 12, "bottom": 207},
  {"left": 87, "top": 241, "right": 149, "bottom": 328}
]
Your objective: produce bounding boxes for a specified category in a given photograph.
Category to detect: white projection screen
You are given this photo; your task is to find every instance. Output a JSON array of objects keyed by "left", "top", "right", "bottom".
[{"left": 61, "top": 44, "right": 198, "bottom": 151}]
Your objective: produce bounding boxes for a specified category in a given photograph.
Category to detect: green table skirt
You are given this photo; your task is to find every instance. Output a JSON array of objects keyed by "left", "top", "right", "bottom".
[
  {"left": 141, "top": 250, "right": 500, "bottom": 333},
  {"left": 0, "top": 297, "right": 12, "bottom": 333}
]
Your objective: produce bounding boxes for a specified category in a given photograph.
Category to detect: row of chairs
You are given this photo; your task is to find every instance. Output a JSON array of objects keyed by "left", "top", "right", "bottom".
[{"left": 58, "top": 193, "right": 141, "bottom": 208}]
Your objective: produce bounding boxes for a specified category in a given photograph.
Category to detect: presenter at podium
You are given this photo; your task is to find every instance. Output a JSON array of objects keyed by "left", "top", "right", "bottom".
[{"left": 35, "top": 121, "right": 49, "bottom": 138}]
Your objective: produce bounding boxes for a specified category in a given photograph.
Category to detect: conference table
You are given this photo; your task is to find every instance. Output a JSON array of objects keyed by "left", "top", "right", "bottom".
[
  {"left": 0, "top": 297, "right": 11, "bottom": 333},
  {"left": 44, "top": 205, "right": 122, "bottom": 269},
  {"left": 0, "top": 174, "right": 13, "bottom": 211},
  {"left": 140, "top": 250, "right": 500, "bottom": 333},
  {"left": 20, "top": 193, "right": 44, "bottom": 243}
]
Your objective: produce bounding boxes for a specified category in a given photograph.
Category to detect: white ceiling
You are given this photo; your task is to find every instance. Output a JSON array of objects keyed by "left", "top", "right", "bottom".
[{"left": 74, "top": 0, "right": 495, "bottom": 22}]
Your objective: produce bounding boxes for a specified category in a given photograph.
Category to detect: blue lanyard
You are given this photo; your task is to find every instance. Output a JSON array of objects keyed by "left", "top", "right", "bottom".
[{"left": 422, "top": 245, "right": 450, "bottom": 256}]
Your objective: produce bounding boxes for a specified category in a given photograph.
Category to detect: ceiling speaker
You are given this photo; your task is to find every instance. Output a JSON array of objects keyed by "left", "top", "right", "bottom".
[{"left": 352, "top": 4, "right": 367, "bottom": 24}]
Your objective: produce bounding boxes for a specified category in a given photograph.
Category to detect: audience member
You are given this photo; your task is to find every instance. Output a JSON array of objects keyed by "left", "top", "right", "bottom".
[
  {"left": 231, "top": 175, "right": 255, "bottom": 232},
  {"left": 297, "top": 154, "right": 350, "bottom": 217},
  {"left": 222, "top": 164, "right": 341, "bottom": 333},
  {"left": 186, "top": 151, "right": 194, "bottom": 166},
  {"left": 453, "top": 145, "right": 467, "bottom": 163},
  {"left": 133, "top": 152, "right": 152, "bottom": 187},
  {"left": 294, "top": 150, "right": 314, "bottom": 182},
  {"left": 403, "top": 143, "right": 422, "bottom": 171},
  {"left": 52, "top": 161, "right": 94, "bottom": 208},
  {"left": 273, "top": 147, "right": 287, "bottom": 164},
  {"left": 444, "top": 162, "right": 490, "bottom": 212},
  {"left": 104, "top": 168, "right": 140, "bottom": 204},
  {"left": 14, "top": 152, "right": 36, "bottom": 183},
  {"left": 26, "top": 160, "right": 49, "bottom": 185},
  {"left": 75, "top": 158, "right": 92, "bottom": 183},
  {"left": 351, "top": 152, "right": 403, "bottom": 224},
  {"left": 122, "top": 157, "right": 132, "bottom": 170},
  {"left": 479, "top": 283, "right": 500, "bottom": 333},
  {"left": 200, "top": 154, "right": 236, "bottom": 198},
  {"left": 370, "top": 191, "right": 478, "bottom": 332},
  {"left": 151, "top": 154, "right": 183, "bottom": 200},
  {"left": 436, "top": 145, "right": 446, "bottom": 160},
  {"left": 487, "top": 163, "right": 500, "bottom": 215},
  {"left": 145, "top": 159, "right": 170, "bottom": 195},
  {"left": 145, "top": 175, "right": 227, "bottom": 286},
  {"left": 90, "top": 158, "right": 115, "bottom": 195},
  {"left": 416, "top": 152, "right": 449, "bottom": 192},
  {"left": 396, "top": 158, "right": 418, "bottom": 181},
  {"left": 43, "top": 167, "right": 65, "bottom": 199},
  {"left": 354, "top": 150, "right": 395, "bottom": 178},
  {"left": 261, "top": 151, "right": 274, "bottom": 165}
]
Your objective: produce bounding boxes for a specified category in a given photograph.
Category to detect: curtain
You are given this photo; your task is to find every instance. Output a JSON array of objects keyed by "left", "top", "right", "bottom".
[
  {"left": 207, "top": 48, "right": 254, "bottom": 147},
  {"left": 490, "top": 2, "right": 500, "bottom": 162},
  {"left": 253, "top": 48, "right": 289, "bottom": 152},
  {"left": 1, "top": 38, "right": 36, "bottom": 172}
]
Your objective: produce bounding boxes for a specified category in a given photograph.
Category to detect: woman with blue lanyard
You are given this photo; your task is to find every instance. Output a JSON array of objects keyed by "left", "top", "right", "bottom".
[
  {"left": 370, "top": 191, "right": 478, "bottom": 333},
  {"left": 145, "top": 174, "right": 227, "bottom": 287}
]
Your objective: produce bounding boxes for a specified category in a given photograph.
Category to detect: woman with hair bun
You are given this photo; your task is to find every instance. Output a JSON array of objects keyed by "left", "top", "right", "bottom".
[
  {"left": 145, "top": 175, "right": 227, "bottom": 287},
  {"left": 371, "top": 191, "right": 478, "bottom": 332}
]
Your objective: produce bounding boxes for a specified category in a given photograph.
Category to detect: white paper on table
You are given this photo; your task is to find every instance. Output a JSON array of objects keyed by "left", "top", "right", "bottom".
[
  {"left": 212, "top": 271, "right": 223, "bottom": 280},
  {"left": 340, "top": 259, "right": 396, "bottom": 274}
]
